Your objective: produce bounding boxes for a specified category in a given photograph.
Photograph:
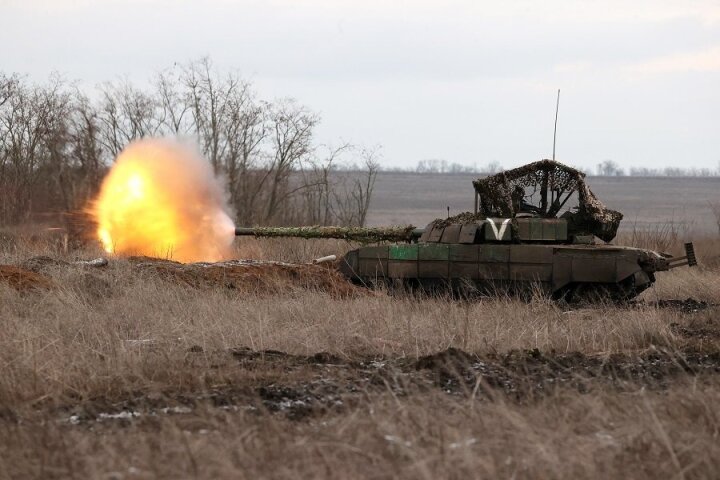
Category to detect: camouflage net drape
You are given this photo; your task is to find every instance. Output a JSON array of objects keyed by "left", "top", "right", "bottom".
[
  {"left": 472, "top": 159, "right": 623, "bottom": 242},
  {"left": 242, "top": 226, "right": 419, "bottom": 244}
]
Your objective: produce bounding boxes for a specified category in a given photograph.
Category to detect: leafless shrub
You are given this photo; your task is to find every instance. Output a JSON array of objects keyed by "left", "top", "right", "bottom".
[
  {"left": 332, "top": 146, "right": 380, "bottom": 227},
  {"left": 620, "top": 219, "right": 692, "bottom": 253},
  {"left": 709, "top": 201, "right": 720, "bottom": 236},
  {"left": 298, "top": 144, "right": 350, "bottom": 226}
]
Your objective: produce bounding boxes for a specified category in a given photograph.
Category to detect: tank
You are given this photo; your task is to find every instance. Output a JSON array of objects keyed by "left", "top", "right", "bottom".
[{"left": 236, "top": 160, "right": 697, "bottom": 301}]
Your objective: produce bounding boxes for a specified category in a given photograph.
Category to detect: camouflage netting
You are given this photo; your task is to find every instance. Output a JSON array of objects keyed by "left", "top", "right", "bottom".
[
  {"left": 431, "top": 212, "right": 487, "bottom": 229},
  {"left": 246, "top": 226, "right": 419, "bottom": 244},
  {"left": 472, "top": 159, "right": 623, "bottom": 242}
]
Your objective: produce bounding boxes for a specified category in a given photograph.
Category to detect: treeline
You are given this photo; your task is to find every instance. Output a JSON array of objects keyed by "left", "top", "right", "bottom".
[
  {"left": 385, "top": 159, "right": 720, "bottom": 177},
  {"left": 382, "top": 159, "right": 503, "bottom": 174},
  {"left": 0, "top": 59, "right": 378, "bottom": 230},
  {"left": 409, "top": 159, "right": 503, "bottom": 175},
  {"left": 596, "top": 160, "right": 720, "bottom": 177}
]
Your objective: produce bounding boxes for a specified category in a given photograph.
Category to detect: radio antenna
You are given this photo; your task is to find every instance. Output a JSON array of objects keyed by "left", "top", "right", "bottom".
[{"left": 552, "top": 89, "right": 560, "bottom": 161}]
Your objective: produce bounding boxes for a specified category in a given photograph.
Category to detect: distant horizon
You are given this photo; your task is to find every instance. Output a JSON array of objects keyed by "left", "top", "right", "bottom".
[{"left": 372, "top": 160, "right": 720, "bottom": 177}]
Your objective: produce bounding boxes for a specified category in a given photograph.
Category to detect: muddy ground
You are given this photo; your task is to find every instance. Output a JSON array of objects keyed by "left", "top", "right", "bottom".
[
  {"left": 38, "top": 335, "right": 720, "bottom": 426},
  {"left": 0, "top": 255, "right": 367, "bottom": 297}
]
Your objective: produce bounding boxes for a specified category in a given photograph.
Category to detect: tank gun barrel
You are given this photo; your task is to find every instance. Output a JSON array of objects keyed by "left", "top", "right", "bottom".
[{"left": 234, "top": 225, "right": 423, "bottom": 243}]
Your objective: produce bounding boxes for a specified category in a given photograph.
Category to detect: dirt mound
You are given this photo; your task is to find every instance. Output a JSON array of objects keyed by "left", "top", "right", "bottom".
[
  {"left": 20, "top": 255, "right": 69, "bottom": 272},
  {"left": 132, "top": 258, "right": 366, "bottom": 298},
  {"left": 415, "top": 347, "right": 479, "bottom": 372},
  {"left": 230, "top": 347, "right": 344, "bottom": 365},
  {"left": 416, "top": 347, "right": 720, "bottom": 397},
  {"left": 0, "top": 265, "right": 55, "bottom": 291}
]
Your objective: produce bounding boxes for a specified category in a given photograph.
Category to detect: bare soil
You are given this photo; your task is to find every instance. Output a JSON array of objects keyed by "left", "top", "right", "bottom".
[
  {"left": 0, "top": 264, "right": 55, "bottom": 291},
  {"left": 1, "top": 255, "right": 366, "bottom": 298},
  {"left": 32, "top": 340, "right": 720, "bottom": 426},
  {"left": 130, "top": 256, "right": 367, "bottom": 298}
]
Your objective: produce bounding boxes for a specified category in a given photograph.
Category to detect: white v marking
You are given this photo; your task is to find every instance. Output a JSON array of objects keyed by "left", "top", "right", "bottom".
[{"left": 486, "top": 218, "right": 511, "bottom": 240}]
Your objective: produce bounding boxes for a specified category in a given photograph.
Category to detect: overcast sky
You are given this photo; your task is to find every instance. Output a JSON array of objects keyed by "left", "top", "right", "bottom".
[{"left": 2, "top": 0, "right": 719, "bottom": 171}]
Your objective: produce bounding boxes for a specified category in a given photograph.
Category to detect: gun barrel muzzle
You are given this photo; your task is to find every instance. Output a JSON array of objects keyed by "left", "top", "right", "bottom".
[{"left": 234, "top": 227, "right": 256, "bottom": 236}]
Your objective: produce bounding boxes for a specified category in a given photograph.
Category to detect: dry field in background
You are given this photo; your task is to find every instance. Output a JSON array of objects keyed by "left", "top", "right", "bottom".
[
  {"left": 1, "top": 231, "right": 720, "bottom": 479},
  {"left": 368, "top": 173, "right": 720, "bottom": 234}
]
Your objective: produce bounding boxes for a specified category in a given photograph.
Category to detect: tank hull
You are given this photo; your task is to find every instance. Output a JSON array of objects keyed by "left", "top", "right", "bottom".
[{"left": 339, "top": 243, "right": 660, "bottom": 301}]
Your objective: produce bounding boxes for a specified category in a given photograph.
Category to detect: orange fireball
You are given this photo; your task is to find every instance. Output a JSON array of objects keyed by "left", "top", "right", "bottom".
[{"left": 92, "top": 139, "right": 235, "bottom": 262}]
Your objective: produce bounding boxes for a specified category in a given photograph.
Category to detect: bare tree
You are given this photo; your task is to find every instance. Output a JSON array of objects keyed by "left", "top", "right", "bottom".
[
  {"left": 262, "top": 99, "right": 319, "bottom": 222},
  {"left": 155, "top": 69, "right": 192, "bottom": 135},
  {"left": 181, "top": 57, "right": 247, "bottom": 172},
  {"left": 64, "top": 93, "right": 105, "bottom": 203},
  {"left": 709, "top": 201, "right": 720, "bottom": 236},
  {"left": 0, "top": 75, "right": 72, "bottom": 223},
  {"left": 332, "top": 147, "right": 380, "bottom": 226},
  {"left": 0, "top": 74, "right": 20, "bottom": 197},
  {"left": 596, "top": 160, "right": 624, "bottom": 176},
  {"left": 351, "top": 147, "right": 379, "bottom": 226},
  {"left": 171, "top": 59, "right": 271, "bottom": 224},
  {"left": 221, "top": 90, "right": 267, "bottom": 225},
  {"left": 0, "top": 73, "right": 19, "bottom": 109},
  {"left": 97, "top": 80, "right": 161, "bottom": 157},
  {"left": 298, "top": 143, "right": 351, "bottom": 225}
]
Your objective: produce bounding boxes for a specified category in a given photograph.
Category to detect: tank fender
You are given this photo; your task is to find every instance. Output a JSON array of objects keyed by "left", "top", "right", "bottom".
[{"left": 551, "top": 248, "right": 645, "bottom": 291}]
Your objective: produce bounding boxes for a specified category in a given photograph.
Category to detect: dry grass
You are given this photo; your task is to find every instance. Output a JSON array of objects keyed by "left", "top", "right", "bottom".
[
  {"left": 3, "top": 385, "right": 720, "bottom": 479},
  {"left": 1, "top": 232, "right": 719, "bottom": 479}
]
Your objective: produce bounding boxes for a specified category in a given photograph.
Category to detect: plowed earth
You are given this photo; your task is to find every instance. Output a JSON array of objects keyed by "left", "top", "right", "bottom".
[
  {"left": 0, "top": 256, "right": 367, "bottom": 297},
  {"left": 130, "top": 257, "right": 366, "bottom": 298},
  {"left": 0, "top": 265, "right": 55, "bottom": 291}
]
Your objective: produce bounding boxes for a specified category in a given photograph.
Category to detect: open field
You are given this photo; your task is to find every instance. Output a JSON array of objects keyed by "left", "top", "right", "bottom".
[
  {"left": 1, "top": 232, "right": 720, "bottom": 479},
  {"left": 4, "top": 1, "right": 720, "bottom": 477},
  {"left": 368, "top": 173, "right": 720, "bottom": 234}
]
